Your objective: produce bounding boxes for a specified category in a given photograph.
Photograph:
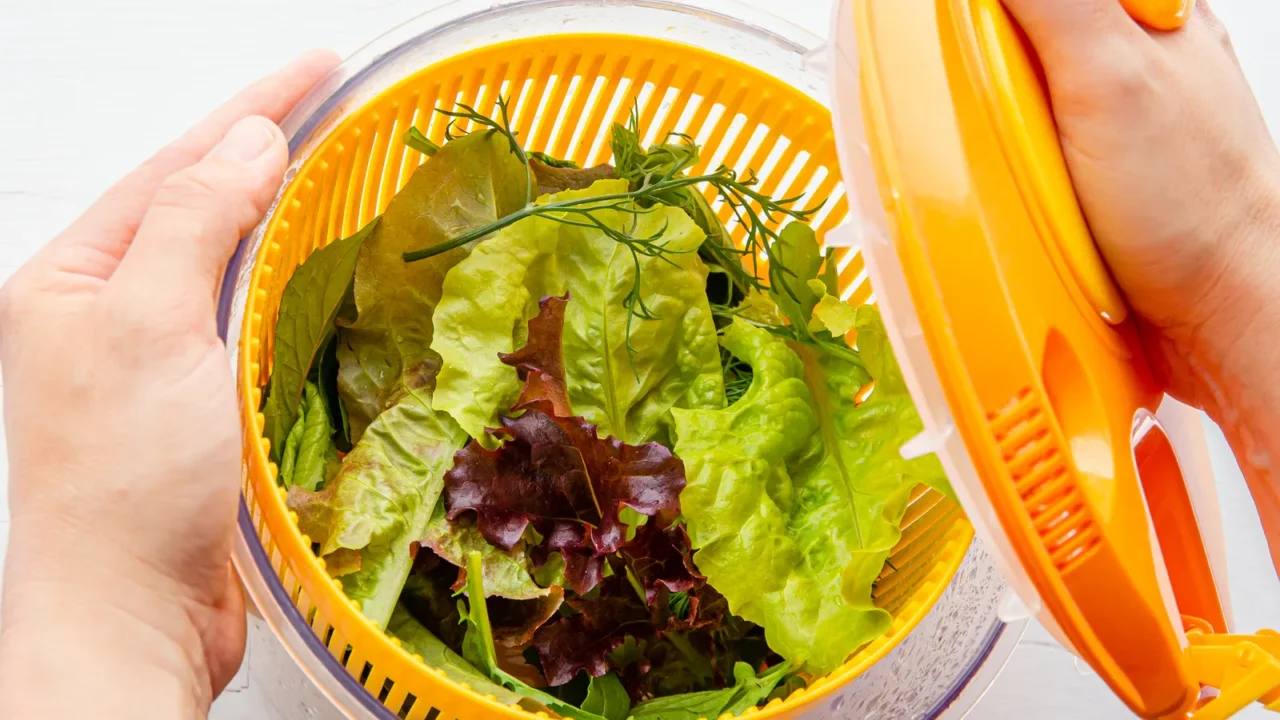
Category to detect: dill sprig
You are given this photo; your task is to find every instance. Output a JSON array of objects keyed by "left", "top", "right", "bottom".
[{"left": 399, "top": 97, "right": 858, "bottom": 367}]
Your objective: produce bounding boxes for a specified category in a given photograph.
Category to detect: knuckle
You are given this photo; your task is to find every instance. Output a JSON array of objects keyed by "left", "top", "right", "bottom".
[
  {"left": 151, "top": 164, "right": 229, "bottom": 214},
  {"left": 0, "top": 274, "right": 33, "bottom": 330}
]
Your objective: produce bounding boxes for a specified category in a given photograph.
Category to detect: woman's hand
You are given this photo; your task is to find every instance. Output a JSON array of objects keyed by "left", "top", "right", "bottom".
[
  {"left": 1002, "top": 0, "right": 1280, "bottom": 567},
  {"left": 0, "top": 50, "right": 337, "bottom": 718}
]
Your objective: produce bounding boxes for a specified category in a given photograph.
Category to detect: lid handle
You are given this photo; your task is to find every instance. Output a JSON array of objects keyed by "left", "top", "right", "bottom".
[{"left": 1119, "top": 0, "right": 1194, "bottom": 30}]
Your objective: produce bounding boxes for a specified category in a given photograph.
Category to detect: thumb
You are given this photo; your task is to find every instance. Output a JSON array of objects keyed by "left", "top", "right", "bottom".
[
  {"left": 1001, "top": 0, "right": 1145, "bottom": 62},
  {"left": 109, "top": 115, "right": 287, "bottom": 311}
]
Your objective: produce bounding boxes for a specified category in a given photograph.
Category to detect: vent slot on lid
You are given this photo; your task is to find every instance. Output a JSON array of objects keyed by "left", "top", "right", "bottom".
[{"left": 990, "top": 389, "right": 1102, "bottom": 574}]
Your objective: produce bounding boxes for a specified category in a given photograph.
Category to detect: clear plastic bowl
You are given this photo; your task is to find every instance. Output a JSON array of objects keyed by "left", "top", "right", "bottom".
[{"left": 215, "top": 1, "right": 1025, "bottom": 717}]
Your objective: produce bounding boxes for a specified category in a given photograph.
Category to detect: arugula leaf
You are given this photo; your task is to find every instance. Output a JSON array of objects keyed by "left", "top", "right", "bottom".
[
  {"left": 627, "top": 662, "right": 791, "bottom": 720},
  {"left": 262, "top": 219, "right": 374, "bottom": 461},
  {"left": 386, "top": 604, "right": 526, "bottom": 706},
  {"left": 583, "top": 673, "right": 631, "bottom": 720},
  {"left": 671, "top": 321, "right": 905, "bottom": 673},
  {"left": 337, "top": 130, "right": 530, "bottom": 441},
  {"left": 288, "top": 391, "right": 467, "bottom": 629},
  {"left": 430, "top": 179, "right": 725, "bottom": 445},
  {"left": 459, "top": 553, "right": 610, "bottom": 720}
]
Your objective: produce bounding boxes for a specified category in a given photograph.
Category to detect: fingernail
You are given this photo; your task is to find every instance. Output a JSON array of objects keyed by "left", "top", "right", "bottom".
[{"left": 211, "top": 116, "right": 280, "bottom": 163}]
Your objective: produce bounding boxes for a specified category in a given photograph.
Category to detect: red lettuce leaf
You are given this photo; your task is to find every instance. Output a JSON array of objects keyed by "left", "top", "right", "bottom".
[
  {"left": 533, "top": 574, "right": 654, "bottom": 686},
  {"left": 443, "top": 296, "right": 686, "bottom": 595},
  {"left": 623, "top": 523, "right": 701, "bottom": 605},
  {"left": 498, "top": 294, "right": 572, "bottom": 415}
]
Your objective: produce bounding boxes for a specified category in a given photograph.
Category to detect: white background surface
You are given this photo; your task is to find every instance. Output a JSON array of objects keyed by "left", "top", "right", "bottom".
[{"left": 2, "top": 1, "right": 1280, "bottom": 718}]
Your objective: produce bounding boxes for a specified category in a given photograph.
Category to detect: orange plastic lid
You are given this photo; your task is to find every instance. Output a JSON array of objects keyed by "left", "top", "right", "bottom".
[{"left": 827, "top": 0, "right": 1230, "bottom": 717}]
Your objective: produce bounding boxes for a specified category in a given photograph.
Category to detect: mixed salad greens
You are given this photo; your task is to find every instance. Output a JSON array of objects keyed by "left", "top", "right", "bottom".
[{"left": 262, "top": 98, "right": 952, "bottom": 719}]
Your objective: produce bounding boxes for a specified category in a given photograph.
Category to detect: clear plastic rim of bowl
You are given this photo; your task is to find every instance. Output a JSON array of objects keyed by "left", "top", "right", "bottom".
[{"left": 215, "top": 1, "right": 1025, "bottom": 717}]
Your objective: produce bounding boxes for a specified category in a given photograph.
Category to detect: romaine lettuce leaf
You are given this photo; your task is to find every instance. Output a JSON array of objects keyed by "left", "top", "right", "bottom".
[
  {"left": 430, "top": 179, "right": 725, "bottom": 445},
  {"left": 419, "top": 508, "right": 547, "bottom": 601},
  {"left": 336, "top": 130, "right": 530, "bottom": 441},
  {"left": 672, "top": 319, "right": 938, "bottom": 673},
  {"left": 288, "top": 390, "right": 467, "bottom": 628}
]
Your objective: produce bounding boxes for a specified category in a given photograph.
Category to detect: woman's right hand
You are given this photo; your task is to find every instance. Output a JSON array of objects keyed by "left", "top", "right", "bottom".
[{"left": 1002, "top": 0, "right": 1280, "bottom": 568}]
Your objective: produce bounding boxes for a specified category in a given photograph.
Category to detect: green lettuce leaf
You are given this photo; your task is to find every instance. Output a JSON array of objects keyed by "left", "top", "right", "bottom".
[
  {"left": 809, "top": 290, "right": 859, "bottom": 336},
  {"left": 262, "top": 219, "right": 374, "bottom": 461},
  {"left": 337, "top": 130, "right": 530, "bottom": 441},
  {"left": 386, "top": 604, "right": 525, "bottom": 707},
  {"left": 431, "top": 179, "right": 725, "bottom": 444},
  {"left": 838, "top": 306, "right": 952, "bottom": 501},
  {"left": 672, "top": 320, "right": 921, "bottom": 673},
  {"left": 627, "top": 662, "right": 791, "bottom": 720},
  {"left": 288, "top": 390, "right": 467, "bottom": 628},
  {"left": 278, "top": 380, "right": 340, "bottom": 491}
]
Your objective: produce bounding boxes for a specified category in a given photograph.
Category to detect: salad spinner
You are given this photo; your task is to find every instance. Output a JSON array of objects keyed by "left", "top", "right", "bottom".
[{"left": 216, "top": 0, "right": 1280, "bottom": 718}]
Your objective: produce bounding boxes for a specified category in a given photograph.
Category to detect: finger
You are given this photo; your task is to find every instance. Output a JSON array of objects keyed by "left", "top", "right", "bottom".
[
  {"left": 105, "top": 115, "right": 288, "bottom": 314},
  {"left": 1001, "top": 0, "right": 1146, "bottom": 62},
  {"left": 53, "top": 49, "right": 338, "bottom": 265}
]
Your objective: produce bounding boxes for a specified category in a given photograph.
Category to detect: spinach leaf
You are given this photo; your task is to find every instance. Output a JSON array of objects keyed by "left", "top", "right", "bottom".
[
  {"left": 431, "top": 180, "right": 725, "bottom": 445},
  {"left": 336, "top": 130, "right": 530, "bottom": 441},
  {"left": 261, "top": 219, "right": 375, "bottom": 462},
  {"left": 627, "top": 662, "right": 791, "bottom": 720},
  {"left": 582, "top": 673, "right": 630, "bottom": 720}
]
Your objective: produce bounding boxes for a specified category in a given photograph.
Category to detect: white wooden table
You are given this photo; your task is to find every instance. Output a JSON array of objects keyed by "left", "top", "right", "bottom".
[{"left": 2, "top": 1, "right": 1280, "bottom": 717}]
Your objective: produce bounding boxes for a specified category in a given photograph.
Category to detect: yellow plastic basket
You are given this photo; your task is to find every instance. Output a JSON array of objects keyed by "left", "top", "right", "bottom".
[{"left": 232, "top": 8, "right": 974, "bottom": 719}]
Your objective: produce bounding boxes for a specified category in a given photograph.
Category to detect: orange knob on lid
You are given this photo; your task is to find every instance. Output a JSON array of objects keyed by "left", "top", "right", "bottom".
[{"left": 1120, "top": 0, "right": 1195, "bottom": 30}]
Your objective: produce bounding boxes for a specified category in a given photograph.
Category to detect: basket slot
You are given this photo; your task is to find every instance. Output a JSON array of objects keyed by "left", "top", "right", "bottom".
[
  {"left": 530, "top": 52, "right": 582, "bottom": 152},
  {"left": 580, "top": 54, "right": 634, "bottom": 164},
  {"left": 502, "top": 57, "right": 537, "bottom": 130},
  {"left": 565, "top": 74, "right": 608, "bottom": 164},
  {"left": 399, "top": 693, "right": 427, "bottom": 720},
  {"left": 343, "top": 125, "right": 376, "bottom": 234},
  {"left": 384, "top": 682, "right": 410, "bottom": 714},
  {"left": 519, "top": 56, "right": 560, "bottom": 147}
]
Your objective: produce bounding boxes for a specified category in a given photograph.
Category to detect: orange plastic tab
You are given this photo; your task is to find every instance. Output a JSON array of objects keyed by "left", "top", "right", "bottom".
[
  {"left": 849, "top": 0, "right": 1226, "bottom": 716},
  {"left": 1121, "top": 0, "right": 1195, "bottom": 30}
]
